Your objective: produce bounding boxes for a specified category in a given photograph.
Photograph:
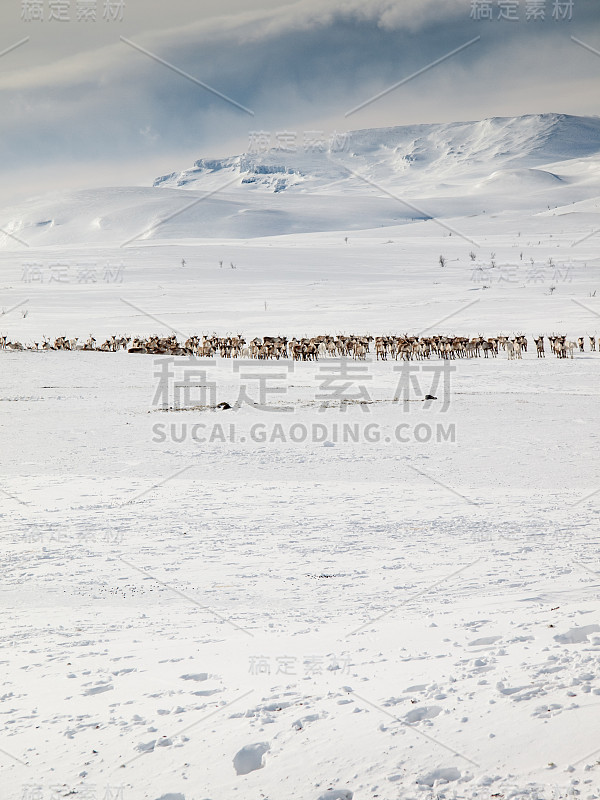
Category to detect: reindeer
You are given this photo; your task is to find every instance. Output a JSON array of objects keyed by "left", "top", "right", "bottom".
[
  {"left": 506, "top": 340, "right": 521, "bottom": 360},
  {"left": 375, "top": 337, "right": 388, "bottom": 360},
  {"left": 8, "top": 328, "right": 596, "bottom": 364},
  {"left": 481, "top": 340, "right": 496, "bottom": 358},
  {"left": 534, "top": 336, "right": 545, "bottom": 358},
  {"left": 549, "top": 335, "right": 566, "bottom": 358},
  {"left": 515, "top": 335, "right": 527, "bottom": 353}
]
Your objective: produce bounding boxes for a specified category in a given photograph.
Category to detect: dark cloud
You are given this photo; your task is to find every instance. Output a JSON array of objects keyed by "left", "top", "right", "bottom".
[{"left": 0, "top": 0, "right": 598, "bottom": 203}]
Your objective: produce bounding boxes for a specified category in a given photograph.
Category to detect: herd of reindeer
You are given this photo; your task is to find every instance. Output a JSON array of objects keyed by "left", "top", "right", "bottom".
[{"left": 0, "top": 333, "right": 596, "bottom": 360}]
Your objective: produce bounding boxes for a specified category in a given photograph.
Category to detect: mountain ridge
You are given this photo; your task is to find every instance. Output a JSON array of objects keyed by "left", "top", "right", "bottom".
[
  {"left": 153, "top": 113, "right": 600, "bottom": 195},
  {"left": 2, "top": 113, "right": 600, "bottom": 247}
]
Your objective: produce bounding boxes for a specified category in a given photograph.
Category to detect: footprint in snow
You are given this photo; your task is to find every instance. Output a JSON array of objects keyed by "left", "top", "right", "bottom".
[
  {"left": 154, "top": 795, "right": 186, "bottom": 800},
  {"left": 554, "top": 625, "right": 600, "bottom": 644},
  {"left": 416, "top": 767, "right": 461, "bottom": 786},
  {"left": 233, "top": 742, "right": 270, "bottom": 775},
  {"left": 83, "top": 684, "right": 113, "bottom": 695},
  {"left": 405, "top": 705, "right": 442, "bottom": 723},
  {"left": 468, "top": 636, "right": 502, "bottom": 647},
  {"left": 136, "top": 739, "right": 156, "bottom": 753}
]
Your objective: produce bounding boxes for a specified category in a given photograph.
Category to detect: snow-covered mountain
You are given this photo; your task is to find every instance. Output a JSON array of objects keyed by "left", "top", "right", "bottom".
[
  {"left": 2, "top": 113, "right": 600, "bottom": 247},
  {"left": 154, "top": 113, "right": 600, "bottom": 195}
]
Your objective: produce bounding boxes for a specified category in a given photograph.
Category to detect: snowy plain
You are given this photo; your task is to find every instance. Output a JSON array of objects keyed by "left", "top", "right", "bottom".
[{"left": 1, "top": 113, "right": 600, "bottom": 800}]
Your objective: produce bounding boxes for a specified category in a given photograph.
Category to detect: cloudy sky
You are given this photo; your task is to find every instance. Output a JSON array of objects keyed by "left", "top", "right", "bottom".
[{"left": 0, "top": 0, "right": 599, "bottom": 204}]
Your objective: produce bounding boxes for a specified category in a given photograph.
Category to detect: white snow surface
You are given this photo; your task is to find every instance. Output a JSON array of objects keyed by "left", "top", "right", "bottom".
[{"left": 1, "top": 113, "right": 600, "bottom": 800}]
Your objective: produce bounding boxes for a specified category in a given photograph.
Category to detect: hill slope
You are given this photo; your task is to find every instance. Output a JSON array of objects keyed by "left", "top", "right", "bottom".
[{"left": 1, "top": 113, "right": 600, "bottom": 247}]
